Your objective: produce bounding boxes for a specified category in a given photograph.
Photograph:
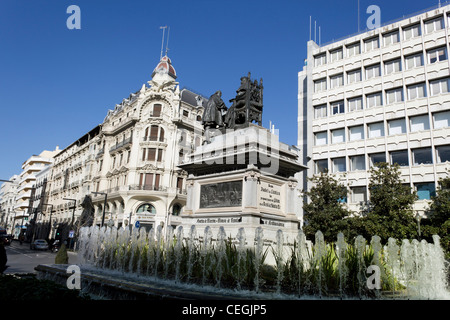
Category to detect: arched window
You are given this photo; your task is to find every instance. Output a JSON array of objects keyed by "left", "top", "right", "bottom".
[
  {"left": 172, "top": 204, "right": 182, "bottom": 216},
  {"left": 136, "top": 203, "right": 156, "bottom": 214}
]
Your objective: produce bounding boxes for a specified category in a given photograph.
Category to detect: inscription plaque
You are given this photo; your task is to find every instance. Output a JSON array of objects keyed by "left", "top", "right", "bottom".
[
  {"left": 259, "top": 181, "right": 282, "bottom": 210},
  {"left": 200, "top": 181, "right": 242, "bottom": 208}
]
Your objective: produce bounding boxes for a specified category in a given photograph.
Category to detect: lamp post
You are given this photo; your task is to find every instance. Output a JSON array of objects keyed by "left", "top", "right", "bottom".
[
  {"left": 63, "top": 198, "right": 77, "bottom": 249},
  {"left": 91, "top": 192, "right": 107, "bottom": 227}
]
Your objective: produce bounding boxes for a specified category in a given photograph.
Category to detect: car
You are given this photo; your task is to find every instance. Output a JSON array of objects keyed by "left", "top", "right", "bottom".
[{"left": 31, "top": 239, "right": 49, "bottom": 250}]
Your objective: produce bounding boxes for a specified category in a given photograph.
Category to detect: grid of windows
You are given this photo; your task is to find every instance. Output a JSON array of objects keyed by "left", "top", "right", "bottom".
[{"left": 308, "top": 9, "right": 450, "bottom": 210}]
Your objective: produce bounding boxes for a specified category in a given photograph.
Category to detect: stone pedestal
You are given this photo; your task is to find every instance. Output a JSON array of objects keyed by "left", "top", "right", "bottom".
[{"left": 179, "top": 125, "right": 306, "bottom": 243}]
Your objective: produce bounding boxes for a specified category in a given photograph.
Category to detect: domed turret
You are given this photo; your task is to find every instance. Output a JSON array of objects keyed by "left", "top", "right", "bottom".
[{"left": 151, "top": 55, "right": 177, "bottom": 79}]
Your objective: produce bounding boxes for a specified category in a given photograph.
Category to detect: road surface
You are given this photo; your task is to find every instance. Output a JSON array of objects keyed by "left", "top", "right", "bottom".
[{"left": 4, "top": 241, "right": 78, "bottom": 274}]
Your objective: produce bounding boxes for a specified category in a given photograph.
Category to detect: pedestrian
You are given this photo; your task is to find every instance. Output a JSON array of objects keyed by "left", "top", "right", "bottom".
[{"left": 0, "top": 240, "right": 8, "bottom": 274}]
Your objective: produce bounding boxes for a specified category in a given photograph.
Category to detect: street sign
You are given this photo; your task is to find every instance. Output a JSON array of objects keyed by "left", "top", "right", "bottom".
[
  {"left": 135, "top": 221, "right": 140, "bottom": 228},
  {"left": 69, "top": 230, "right": 75, "bottom": 238}
]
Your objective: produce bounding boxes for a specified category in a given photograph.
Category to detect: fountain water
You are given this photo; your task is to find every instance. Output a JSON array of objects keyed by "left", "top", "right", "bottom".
[
  {"left": 253, "top": 226, "right": 264, "bottom": 293},
  {"left": 336, "top": 232, "right": 348, "bottom": 298},
  {"left": 235, "top": 227, "right": 247, "bottom": 290},
  {"left": 275, "top": 229, "right": 284, "bottom": 294},
  {"left": 73, "top": 225, "right": 449, "bottom": 300}
]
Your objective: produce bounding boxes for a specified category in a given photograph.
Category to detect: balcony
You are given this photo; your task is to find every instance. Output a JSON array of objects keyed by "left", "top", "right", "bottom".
[{"left": 109, "top": 137, "right": 133, "bottom": 153}]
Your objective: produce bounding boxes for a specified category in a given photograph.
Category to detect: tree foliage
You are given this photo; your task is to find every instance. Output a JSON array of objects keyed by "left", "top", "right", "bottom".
[
  {"left": 363, "top": 163, "right": 418, "bottom": 242},
  {"left": 302, "top": 172, "right": 353, "bottom": 242}
]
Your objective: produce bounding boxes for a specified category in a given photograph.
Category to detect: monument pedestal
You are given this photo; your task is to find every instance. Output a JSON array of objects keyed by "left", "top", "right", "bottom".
[{"left": 179, "top": 125, "right": 306, "bottom": 243}]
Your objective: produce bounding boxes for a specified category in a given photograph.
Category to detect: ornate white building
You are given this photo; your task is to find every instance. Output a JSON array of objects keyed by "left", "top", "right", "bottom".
[
  {"left": 43, "top": 56, "right": 206, "bottom": 238},
  {"left": 298, "top": 4, "right": 450, "bottom": 218}
]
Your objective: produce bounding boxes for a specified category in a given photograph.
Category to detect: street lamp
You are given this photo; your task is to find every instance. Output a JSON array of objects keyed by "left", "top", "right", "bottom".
[
  {"left": 91, "top": 191, "right": 107, "bottom": 227},
  {"left": 63, "top": 198, "right": 77, "bottom": 227}
]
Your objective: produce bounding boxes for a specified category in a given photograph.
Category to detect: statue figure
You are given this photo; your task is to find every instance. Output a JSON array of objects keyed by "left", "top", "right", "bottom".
[
  {"left": 202, "top": 90, "right": 227, "bottom": 128},
  {"left": 76, "top": 195, "right": 95, "bottom": 231}
]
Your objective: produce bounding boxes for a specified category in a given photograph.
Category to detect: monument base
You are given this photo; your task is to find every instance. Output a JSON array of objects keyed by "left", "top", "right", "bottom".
[{"left": 178, "top": 125, "right": 306, "bottom": 247}]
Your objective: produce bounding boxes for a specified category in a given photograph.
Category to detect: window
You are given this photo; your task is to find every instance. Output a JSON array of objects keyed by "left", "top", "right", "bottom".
[
  {"left": 366, "top": 64, "right": 381, "bottom": 79},
  {"left": 331, "top": 101, "right": 345, "bottom": 115},
  {"left": 149, "top": 125, "right": 159, "bottom": 141},
  {"left": 368, "top": 122, "right": 385, "bottom": 138},
  {"left": 314, "top": 53, "right": 326, "bottom": 67},
  {"left": 407, "top": 83, "right": 426, "bottom": 100},
  {"left": 172, "top": 204, "right": 182, "bottom": 216},
  {"left": 348, "top": 96, "right": 363, "bottom": 112},
  {"left": 147, "top": 148, "right": 156, "bottom": 161},
  {"left": 347, "top": 42, "right": 361, "bottom": 56},
  {"left": 427, "top": 47, "right": 447, "bottom": 64},
  {"left": 330, "top": 74, "right": 344, "bottom": 88},
  {"left": 410, "top": 114, "right": 430, "bottom": 132},
  {"left": 416, "top": 183, "right": 436, "bottom": 200},
  {"left": 364, "top": 37, "right": 379, "bottom": 51},
  {"left": 182, "top": 110, "right": 189, "bottom": 117},
  {"left": 433, "top": 110, "right": 450, "bottom": 128},
  {"left": 403, "top": 24, "right": 421, "bottom": 40},
  {"left": 430, "top": 78, "right": 449, "bottom": 96},
  {"left": 386, "top": 87, "right": 403, "bottom": 104},
  {"left": 331, "top": 128, "right": 345, "bottom": 144},
  {"left": 332, "top": 157, "right": 346, "bottom": 172},
  {"left": 366, "top": 92, "right": 382, "bottom": 108},
  {"left": 314, "top": 104, "right": 327, "bottom": 119},
  {"left": 351, "top": 186, "right": 367, "bottom": 203},
  {"left": 390, "top": 150, "right": 409, "bottom": 166},
  {"left": 405, "top": 53, "right": 423, "bottom": 69},
  {"left": 369, "top": 153, "right": 386, "bottom": 167},
  {"left": 330, "top": 48, "right": 343, "bottom": 62},
  {"left": 424, "top": 17, "right": 444, "bottom": 34},
  {"left": 388, "top": 118, "right": 406, "bottom": 135},
  {"left": 349, "top": 125, "right": 364, "bottom": 141},
  {"left": 153, "top": 104, "right": 162, "bottom": 117},
  {"left": 436, "top": 145, "right": 450, "bottom": 163},
  {"left": 137, "top": 203, "right": 156, "bottom": 214},
  {"left": 315, "top": 159, "right": 328, "bottom": 174},
  {"left": 383, "top": 31, "right": 399, "bottom": 46},
  {"left": 350, "top": 155, "right": 366, "bottom": 171},
  {"left": 412, "top": 147, "right": 433, "bottom": 165},
  {"left": 385, "top": 59, "right": 401, "bottom": 75},
  {"left": 314, "top": 131, "right": 328, "bottom": 146},
  {"left": 314, "top": 78, "right": 327, "bottom": 92},
  {"left": 347, "top": 69, "right": 362, "bottom": 84}
]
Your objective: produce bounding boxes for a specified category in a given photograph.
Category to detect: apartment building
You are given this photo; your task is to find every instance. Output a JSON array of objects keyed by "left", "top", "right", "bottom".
[
  {"left": 42, "top": 55, "right": 206, "bottom": 238},
  {"left": 11, "top": 149, "right": 59, "bottom": 236},
  {"left": 298, "top": 4, "right": 450, "bottom": 217},
  {"left": 0, "top": 175, "right": 19, "bottom": 234}
]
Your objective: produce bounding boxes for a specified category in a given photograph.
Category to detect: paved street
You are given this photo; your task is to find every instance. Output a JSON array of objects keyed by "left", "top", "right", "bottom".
[{"left": 3, "top": 241, "right": 78, "bottom": 274}]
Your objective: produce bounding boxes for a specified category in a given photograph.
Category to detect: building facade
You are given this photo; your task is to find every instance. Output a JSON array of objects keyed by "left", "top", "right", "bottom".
[
  {"left": 0, "top": 175, "right": 19, "bottom": 234},
  {"left": 298, "top": 4, "right": 450, "bottom": 217},
  {"left": 42, "top": 55, "right": 206, "bottom": 238}
]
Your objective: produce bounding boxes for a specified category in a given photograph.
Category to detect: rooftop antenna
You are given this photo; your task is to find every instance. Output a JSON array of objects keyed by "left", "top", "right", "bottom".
[
  {"left": 159, "top": 26, "right": 167, "bottom": 60},
  {"left": 309, "top": 16, "right": 312, "bottom": 41},
  {"left": 165, "top": 26, "right": 171, "bottom": 57},
  {"left": 314, "top": 20, "right": 317, "bottom": 42}
]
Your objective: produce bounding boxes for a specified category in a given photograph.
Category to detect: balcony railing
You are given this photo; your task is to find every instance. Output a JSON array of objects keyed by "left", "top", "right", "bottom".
[{"left": 109, "top": 137, "right": 133, "bottom": 153}]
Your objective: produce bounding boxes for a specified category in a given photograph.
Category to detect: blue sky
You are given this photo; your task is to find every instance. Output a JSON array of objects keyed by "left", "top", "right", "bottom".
[{"left": 0, "top": 0, "right": 440, "bottom": 180}]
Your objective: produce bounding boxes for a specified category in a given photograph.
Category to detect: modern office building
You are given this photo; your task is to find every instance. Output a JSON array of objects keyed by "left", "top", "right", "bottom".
[{"left": 298, "top": 4, "right": 450, "bottom": 218}]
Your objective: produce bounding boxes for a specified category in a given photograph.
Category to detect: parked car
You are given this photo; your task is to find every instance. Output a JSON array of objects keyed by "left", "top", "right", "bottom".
[{"left": 31, "top": 239, "right": 49, "bottom": 250}]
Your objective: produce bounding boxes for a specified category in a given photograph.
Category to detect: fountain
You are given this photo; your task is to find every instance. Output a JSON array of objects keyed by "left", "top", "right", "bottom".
[{"left": 36, "top": 224, "right": 449, "bottom": 300}]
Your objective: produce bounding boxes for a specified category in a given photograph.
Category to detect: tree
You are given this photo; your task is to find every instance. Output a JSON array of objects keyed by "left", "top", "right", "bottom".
[
  {"left": 424, "top": 176, "right": 450, "bottom": 257},
  {"left": 365, "top": 163, "right": 417, "bottom": 242},
  {"left": 302, "top": 172, "right": 353, "bottom": 242}
]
